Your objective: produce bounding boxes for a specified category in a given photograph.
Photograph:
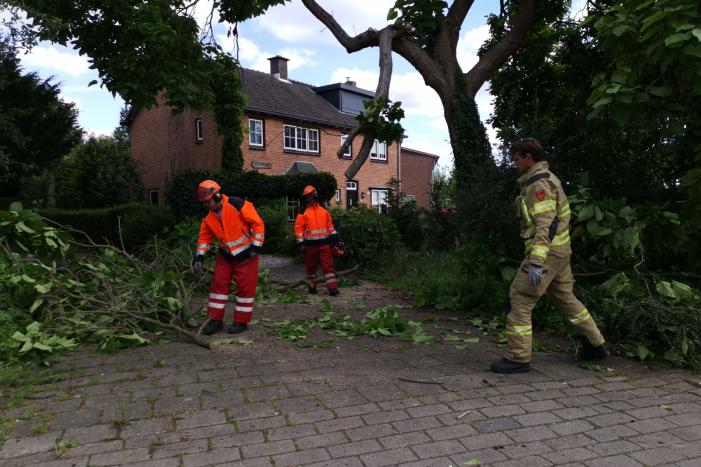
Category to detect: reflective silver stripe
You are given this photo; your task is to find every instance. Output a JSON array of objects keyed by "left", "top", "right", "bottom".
[
  {"left": 251, "top": 240, "right": 263, "bottom": 247},
  {"left": 208, "top": 302, "right": 226, "bottom": 309},
  {"left": 324, "top": 273, "right": 336, "bottom": 278},
  {"left": 506, "top": 325, "right": 532, "bottom": 336},
  {"left": 229, "top": 244, "right": 250, "bottom": 256},
  {"left": 308, "top": 234, "right": 330, "bottom": 240},
  {"left": 253, "top": 233, "right": 264, "bottom": 239},
  {"left": 570, "top": 309, "right": 591, "bottom": 325},
  {"left": 235, "top": 305, "right": 253, "bottom": 313},
  {"left": 209, "top": 293, "right": 228, "bottom": 300},
  {"left": 531, "top": 244, "right": 549, "bottom": 259},
  {"left": 552, "top": 230, "right": 571, "bottom": 246},
  {"left": 325, "top": 279, "right": 336, "bottom": 284},
  {"left": 196, "top": 244, "right": 209, "bottom": 250},
  {"left": 297, "top": 240, "right": 304, "bottom": 244},
  {"left": 306, "top": 228, "right": 329, "bottom": 234},
  {"left": 226, "top": 237, "right": 247, "bottom": 247},
  {"left": 236, "top": 297, "right": 255, "bottom": 303}
]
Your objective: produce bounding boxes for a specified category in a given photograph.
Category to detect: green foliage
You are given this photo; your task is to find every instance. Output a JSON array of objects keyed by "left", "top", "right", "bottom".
[
  {"left": 356, "top": 97, "right": 405, "bottom": 144},
  {"left": 387, "top": 0, "right": 448, "bottom": 48},
  {"left": 331, "top": 205, "right": 399, "bottom": 269},
  {"left": 41, "top": 204, "right": 174, "bottom": 251},
  {"left": 11, "top": 322, "right": 78, "bottom": 365},
  {"left": 51, "top": 136, "right": 142, "bottom": 209},
  {"left": 166, "top": 169, "right": 337, "bottom": 219},
  {"left": 0, "top": 39, "right": 82, "bottom": 195},
  {"left": 256, "top": 203, "right": 296, "bottom": 255}
]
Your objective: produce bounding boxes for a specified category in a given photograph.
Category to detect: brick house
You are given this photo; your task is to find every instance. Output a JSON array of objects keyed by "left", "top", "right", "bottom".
[{"left": 127, "top": 56, "right": 437, "bottom": 211}]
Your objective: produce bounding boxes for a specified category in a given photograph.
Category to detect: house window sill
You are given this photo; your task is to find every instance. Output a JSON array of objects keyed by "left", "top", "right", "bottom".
[{"left": 284, "top": 149, "right": 321, "bottom": 157}]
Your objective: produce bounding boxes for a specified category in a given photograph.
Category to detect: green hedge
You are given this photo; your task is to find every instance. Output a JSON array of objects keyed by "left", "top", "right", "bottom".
[
  {"left": 41, "top": 204, "right": 174, "bottom": 251},
  {"left": 166, "top": 169, "right": 337, "bottom": 219},
  {"left": 331, "top": 205, "right": 400, "bottom": 269}
]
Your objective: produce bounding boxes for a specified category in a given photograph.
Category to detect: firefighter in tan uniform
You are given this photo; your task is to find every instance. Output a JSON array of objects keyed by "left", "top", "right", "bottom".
[{"left": 491, "top": 138, "right": 609, "bottom": 374}]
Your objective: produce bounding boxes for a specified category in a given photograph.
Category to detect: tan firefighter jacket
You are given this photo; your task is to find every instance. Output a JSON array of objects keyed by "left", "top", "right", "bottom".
[{"left": 516, "top": 161, "right": 572, "bottom": 267}]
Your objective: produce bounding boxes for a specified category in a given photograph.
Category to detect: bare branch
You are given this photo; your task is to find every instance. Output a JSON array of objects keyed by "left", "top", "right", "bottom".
[
  {"left": 345, "top": 28, "right": 397, "bottom": 181},
  {"left": 272, "top": 265, "right": 360, "bottom": 292},
  {"left": 337, "top": 126, "right": 361, "bottom": 158},
  {"left": 301, "top": 0, "right": 379, "bottom": 52},
  {"left": 446, "top": 0, "right": 476, "bottom": 47},
  {"left": 464, "top": 0, "right": 535, "bottom": 97}
]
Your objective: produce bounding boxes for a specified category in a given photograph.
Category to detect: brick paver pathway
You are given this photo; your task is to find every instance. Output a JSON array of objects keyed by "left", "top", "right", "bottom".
[{"left": 1, "top": 258, "right": 700, "bottom": 466}]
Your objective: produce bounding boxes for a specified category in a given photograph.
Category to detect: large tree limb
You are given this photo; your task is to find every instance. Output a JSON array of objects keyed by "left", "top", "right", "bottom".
[
  {"left": 300, "top": 0, "right": 379, "bottom": 52},
  {"left": 271, "top": 265, "right": 360, "bottom": 292},
  {"left": 344, "top": 28, "right": 397, "bottom": 181},
  {"left": 464, "top": 0, "right": 535, "bottom": 97},
  {"left": 446, "top": 0, "right": 476, "bottom": 48}
]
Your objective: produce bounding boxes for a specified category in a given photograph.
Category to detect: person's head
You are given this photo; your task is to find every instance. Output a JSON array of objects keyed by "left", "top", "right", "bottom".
[
  {"left": 510, "top": 137, "right": 544, "bottom": 174},
  {"left": 197, "top": 179, "right": 223, "bottom": 211},
  {"left": 302, "top": 185, "right": 318, "bottom": 206}
]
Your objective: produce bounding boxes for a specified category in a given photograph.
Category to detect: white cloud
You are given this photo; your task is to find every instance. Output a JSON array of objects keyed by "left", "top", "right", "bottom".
[
  {"left": 85, "top": 128, "right": 114, "bottom": 138},
  {"left": 19, "top": 45, "right": 90, "bottom": 77},
  {"left": 251, "top": 0, "right": 396, "bottom": 45},
  {"left": 63, "top": 96, "right": 81, "bottom": 110},
  {"left": 220, "top": 34, "right": 317, "bottom": 73},
  {"left": 457, "top": 24, "right": 491, "bottom": 72}
]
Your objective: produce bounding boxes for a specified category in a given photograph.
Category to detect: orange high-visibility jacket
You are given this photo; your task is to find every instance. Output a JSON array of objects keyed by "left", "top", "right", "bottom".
[
  {"left": 196, "top": 195, "right": 265, "bottom": 260},
  {"left": 294, "top": 204, "right": 338, "bottom": 246}
]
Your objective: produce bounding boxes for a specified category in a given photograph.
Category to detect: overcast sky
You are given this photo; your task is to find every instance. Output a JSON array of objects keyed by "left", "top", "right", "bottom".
[{"left": 14, "top": 0, "right": 584, "bottom": 169}]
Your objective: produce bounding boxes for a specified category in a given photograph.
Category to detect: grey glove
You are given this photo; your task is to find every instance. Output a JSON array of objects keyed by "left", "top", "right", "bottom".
[
  {"left": 528, "top": 264, "right": 543, "bottom": 287},
  {"left": 193, "top": 254, "right": 204, "bottom": 270}
]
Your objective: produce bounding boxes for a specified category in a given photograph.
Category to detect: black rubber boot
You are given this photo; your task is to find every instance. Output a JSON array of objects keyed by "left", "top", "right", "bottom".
[
  {"left": 201, "top": 320, "right": 223, "bottom": 335},
  {"left": 307, "top": 286, "right": 318, "bottom": 294},
  {"left": 329, "top": 288, "right": 340, "bottom": 297},
  {"left": 490, "top": 358, "right": 530, "bottom": 374},
  {"left": 228, "top": 323, "right": 248, "bottom": 334},
  {"left": 576, "top": 335, "right": 609, "bottom": 361}
]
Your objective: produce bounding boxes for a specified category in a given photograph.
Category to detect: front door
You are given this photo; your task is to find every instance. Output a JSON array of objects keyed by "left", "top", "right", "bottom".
[{"left": 346, "top": 181, "right": 358, "bottom": 209}]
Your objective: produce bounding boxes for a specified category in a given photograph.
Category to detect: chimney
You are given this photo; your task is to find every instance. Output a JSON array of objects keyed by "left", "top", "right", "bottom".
[
  {"left": 345, "top": 77, "right": 357, "bottom": 87},
  {"left": 268, "top": 55, "right": 289, "bottom": 80}
]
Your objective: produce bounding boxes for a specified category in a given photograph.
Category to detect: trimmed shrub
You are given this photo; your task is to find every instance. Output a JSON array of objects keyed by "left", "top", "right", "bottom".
[
  {"left": 331, "top": 205, "right": 400, "bottom": 269},
  {"left": 166, "top": 169, "right": 337, "bottom": 219},
  {"left": 41, "top": 204, "right": 174, "bottom": 251},
  {"left": 257, "top": 204, "right": 296, "bottom": 255}
]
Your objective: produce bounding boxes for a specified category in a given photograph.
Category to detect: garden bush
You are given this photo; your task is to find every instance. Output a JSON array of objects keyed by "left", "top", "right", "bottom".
[
  {"left": 331, "top": 205, "right": 400, "bottom": 269},
  {"left": 166, "top": 169, "right": 337, "bottom": 219}
]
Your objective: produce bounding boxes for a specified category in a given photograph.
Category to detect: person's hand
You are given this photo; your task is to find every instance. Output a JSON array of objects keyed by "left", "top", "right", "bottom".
[
  {"left": 250, "top": 246, "right": 260, "bottom": 257},
  {"left": 528, "top": 264, "right": 543, "bottom": 287},
  {"left": 193, "top": 254, "right": 204, "bottom": 270}
]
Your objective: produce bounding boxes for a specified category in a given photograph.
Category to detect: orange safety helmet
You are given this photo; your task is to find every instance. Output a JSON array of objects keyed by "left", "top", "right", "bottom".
[
  {"left": 197, "top": 179, "right": 221, "bottom": 202},
  {"left": 302, "top": 185, "right": 317, "bottom": 197}
]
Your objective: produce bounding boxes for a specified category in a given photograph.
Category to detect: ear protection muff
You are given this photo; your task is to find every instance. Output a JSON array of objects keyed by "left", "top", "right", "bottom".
[{"left": 213, "top": 192, "right": 222, "bottom": 203}]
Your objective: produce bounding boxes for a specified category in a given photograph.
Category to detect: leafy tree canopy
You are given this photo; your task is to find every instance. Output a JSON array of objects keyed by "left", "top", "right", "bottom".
[{"left": 0, "top": 38, "right": 82, "bottom": 193}]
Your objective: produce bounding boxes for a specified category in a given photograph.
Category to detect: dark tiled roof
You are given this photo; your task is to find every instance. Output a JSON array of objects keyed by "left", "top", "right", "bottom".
[{"left": 241, "top": 68, "right": 359, "bottom": 129}]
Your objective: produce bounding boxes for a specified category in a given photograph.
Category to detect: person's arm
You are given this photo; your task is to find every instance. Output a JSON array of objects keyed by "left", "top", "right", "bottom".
[
  {"left": 327, "top": 210, "right": 340, "bottom": 245},
  {"left": 240, "top": 200, "right": 265, "bottom": 248},
  {"left": 526, "top": 181, "right": 557, "bottom": 267},
  {"left": 195, "top": 219, "right": 214, "bottom": 256},
  {"left": 294, "top": 212, "right": 306, "bottom": 248}
]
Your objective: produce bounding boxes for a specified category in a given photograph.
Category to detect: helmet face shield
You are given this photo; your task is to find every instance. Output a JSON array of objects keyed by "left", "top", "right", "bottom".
[{"left": 198, "top": 180, "right": 221, "bottom": 202}]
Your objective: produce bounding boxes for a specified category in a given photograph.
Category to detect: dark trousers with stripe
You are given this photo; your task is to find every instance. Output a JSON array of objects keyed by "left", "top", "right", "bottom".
[
  {"left": 304, "top": 244, "right": 337, "bottom": 291},
  {"left": 207, "top": 253, "right": 259, "bottom": 324}
]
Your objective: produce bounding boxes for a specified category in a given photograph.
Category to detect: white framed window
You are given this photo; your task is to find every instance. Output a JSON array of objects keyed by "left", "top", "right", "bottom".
[
  {"left": 370, "top": 140, "right": 387, "bottom": 161},
  {"left": 195, "top": 118, "right": 204, "bottom": 142},
  {"left": 346, "top": 181, "right": 357, "bottom": 191},
  {"left": 335, "top": 189, "right": 341, "bottom": 202},
  {"left": 284, "top": 124, "right": 319, "bottom": 153},
  {"left": 370, "top": 188, "right": 389, "bottom": 213},
  {"left": 286, "top": 197, "right": 300, "bottom": 222},
  {"left": 148, "top": 190, "right": 159, "bottom": 206},
  {"left": 248, "top": 118, "right": 264, "bottom": 147},
  {"left": 340, "top": 134, "right": 352, "bottom": 158}
]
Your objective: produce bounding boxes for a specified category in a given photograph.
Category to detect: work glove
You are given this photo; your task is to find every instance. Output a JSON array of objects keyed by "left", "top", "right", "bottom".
[
  {"left": 249, "top": 245, "right": 261, "bottom": 257},
  {"left": 193, "top": 253, "right": 204, "bottom": 270},
  {"left": 528, "top": 264, "right": 543, "bottom": 287}
]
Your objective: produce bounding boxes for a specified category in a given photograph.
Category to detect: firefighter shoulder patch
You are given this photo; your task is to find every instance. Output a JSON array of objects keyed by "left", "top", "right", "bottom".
[{"left": 535, "top": 190, "right": 546, "bottom": 201}]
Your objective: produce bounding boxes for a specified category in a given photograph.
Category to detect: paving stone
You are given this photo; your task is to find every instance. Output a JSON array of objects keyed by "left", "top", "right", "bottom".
[
  {"left": 182, "top": 447, "right": 242, "bottom": 467},
  {"left": 472, "top": 417, "right": 521, "bottom": 434},
  {"left": 460, "top": 432, "right": 512, "bottom": 451},
  {"left": 151, "top": 438, "right": 208, "bottom": 459},
  {"left": 175, "top": 408, "right": 227, "bottom": 430},
  {"left": 241, "top": 439, "right": 295, "bottom": 458},
  {"left": 452, "top": 447, "right": 508, "bottom": 465},
  {"left": 304, "top": 458, "right": 363, "bottom": 467},
  {"left": 544, "top": 433, "right": 593, "bottom": 450},
  {"left": 60, "top": 440, "right": 123, "bottom": 458},
  {"left": 553, "top": 406, "right": 600, "bottom": 420},
  {"left": 319, "top": 389, "right": 368, "bottom": 408},
  {"left": 629, "top": 430, "right": 686, "bottom": 449},
  {"left": 210, "top": 431, "right": 266, "bottom": 449},
  {"left": 498, "top": 440, "right": 553, "bottom": 459},
  {"left": 411, "top": 439, "right": 465, "bottom": 459},
  {"left": 397, "top": 458, "right": 453, "bottom": 467},
  {"left": 24, "top": 457, "right": 90, "bottom": 467},
  {"left": 669, "top": 423, "right": 701, "bottom": 441},
  {"left": 345, "top": 423, "right": 397, "bottom": 442},
  {"left": 542, "top": 447, "right": 597, "bottom": 464},
  {"left": 513, "top": 411, "right": 561, "bottom": 427},
  {"left": 361, "top": 409, "right": 410, "bottom": 426},
  {"left": 245, "top": 385, "right": 292, "bottom": 402},
  {"left": 295, "top": 431, "right": 349, "bottom": 450},
  {"left": 425, "top": 423, "right": 478, "bottom": 441},
  {"left": 489, "top": 454, "right": 553, "bottom": 467},
  {"left": 334, "top": 403, "right": 380, "bottom": 418},
  {"left": 549, "top": 419, "right": 596, "bottom": 436},
  {"left": 392, "top": 415, "right": 442, "bottom": 433},
  {"left": 266, "top": 423, "right": 317, "bottom": 441},
  {"left": 0, "top": 432, "right": 61, "bottom": 459},
  {"left": 314, "top": 415, "right": 364, "bottom": 433},
  {"left": 480, "top": 404, "right": 526, "bottom": 418},
  {"left": 329, "top": 439, "right": 383, "bottom": 457},
  {"left": 88, "top": 447, "right": 150, "bottom": 466},
  {"left": 120, "top": 418, "right": 172, "bottom": 438},
  {"left": 585, "top": 454, "right": 644, "bottom": 466},
  {"left": 588, "top": 424, "right": 640, "bottom": 442},
  {"left": 588, "top": 440, "right": 640, "bottom": 456},
  {"left": 628, "top": 446, "right": 688, "bottom": 466},
  {"left": 287, "top": 409, "right": 335, "bottom": 425},
  {"left": 665, "top": 413, "right": 701, "bottom": 426},
  {"left": 624, "top": 417, "right": 677, "bottom": 434},
  {"left": 237, "top": 415, "right": 287, "bottom": 432},
  {"left": 588, "top": 412, "right": 637, "bottom": 428},
  {"left": 505, "top": 425, "right": 558, "bottom": 443},
  {"left": 379, "top": 431, "right": 431, "bottom": 449},
  {"left": 62, "top": 424, "right": 117, "bottom": 445},
  {"left": 360, "top": 447, "right": 418, "bottom": 466}
]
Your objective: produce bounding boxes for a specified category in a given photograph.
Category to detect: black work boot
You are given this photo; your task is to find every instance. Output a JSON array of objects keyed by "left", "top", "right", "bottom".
[
  {"left": 307, "top": 286, "right": 318, "bottom": 294},
  {"left": 576, "top": 335, "right": 609, "bottom": 361},
  {"left": 228, "top": 323, "right": 248, "bottom": 334},
  {"left": 490, "top": 358, "right": 530, "bottom": 374},
  {"left": 201, "top": 319, "right": 223, "bottom": 335},
  {"left": 329, "top": 288, "right": 340, "bottom": 297}
]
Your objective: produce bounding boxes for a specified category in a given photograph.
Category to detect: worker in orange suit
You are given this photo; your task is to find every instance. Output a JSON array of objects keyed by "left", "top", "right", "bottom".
[
  {"left": 294, "top": 185, "right": 341, "bottom": 296},
  {"left": 192, "top": 180, "right": 265, "bottom": 335}
]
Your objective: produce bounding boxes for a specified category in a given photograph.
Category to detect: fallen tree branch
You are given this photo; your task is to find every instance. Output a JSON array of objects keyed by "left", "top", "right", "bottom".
[{"left": 272, "top": 265, "right": 360, "bottom": 292}]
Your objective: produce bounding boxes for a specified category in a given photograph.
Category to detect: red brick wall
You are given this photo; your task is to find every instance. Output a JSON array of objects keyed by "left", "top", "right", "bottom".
[
  {"left": 400, "top": 148, "right": 437, "bottom": 209},
  {"left": 130, "top": 103, "right": 399, "bottom": 208}
]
